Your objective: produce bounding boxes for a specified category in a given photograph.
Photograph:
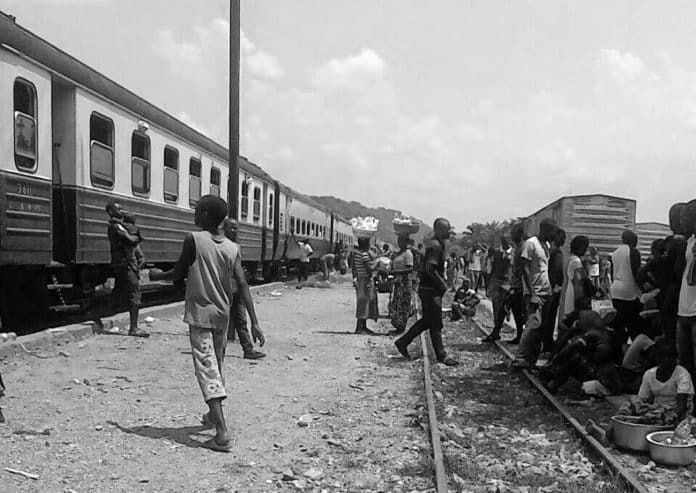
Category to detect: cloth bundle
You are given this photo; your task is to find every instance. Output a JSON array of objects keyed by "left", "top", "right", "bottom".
[{"left": 617, "top": 397, "right": 679, "bottom": 426}]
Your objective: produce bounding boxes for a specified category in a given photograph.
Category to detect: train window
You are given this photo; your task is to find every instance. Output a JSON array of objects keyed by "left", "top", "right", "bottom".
[
  {"left": 90, "top": 112, "right": 114, "bottom": 188},
  {"left": 252, "top": 187, "right": 261, "bottom": 224},
  {"left": 268, "top": 192, "right": 274, "bottom": 228},
  {"left": 131, "top": 132, "right": 150, "bottom": 195},
  {"left": 163, "top": 146, "right": 179, "bottom": 202},
  {"left": 301, "top": 219, "right": 306, "bottom": 235},
  {"left": 189, "top": 158, "right": 202, "bottom": 207},
  {"left": 13, "top": 79, "right": 38, "bottom": 172},
  {"left": 295, "top": 217, "right": 300, "bottom": 234},
  {"left": 241, "top": 181, "right": 249, "bottom": 221},
  {"left": 210, "top": 167, "right": 221, "bottom": 197}
]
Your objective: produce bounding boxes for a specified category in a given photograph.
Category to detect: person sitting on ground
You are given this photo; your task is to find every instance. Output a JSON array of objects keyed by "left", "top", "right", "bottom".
[
  {"left": 450, "top": 279, "right": 481, "bottom": 323},
  {"left": 634, "top": 340, "right": 694, "bottom": 421},
  {"left": 149, "top": 196, "right": 265, "bottom": 452},
  {"left": 222, "top": 218, "right": 265, "bottom": 360},
  {"left": 540, "top": 304, "right": 621, "bottom": 396},
  {"left": 620, "top": 325, "right": 658, "bottom": 394}
]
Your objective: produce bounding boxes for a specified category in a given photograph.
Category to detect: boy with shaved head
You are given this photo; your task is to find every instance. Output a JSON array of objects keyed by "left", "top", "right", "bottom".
[
  {"left": 395, "top": 218, "right": 459, "bottom": 366},
  {"left": 150, "top": 196, "right": 265, "bottom": 451}
]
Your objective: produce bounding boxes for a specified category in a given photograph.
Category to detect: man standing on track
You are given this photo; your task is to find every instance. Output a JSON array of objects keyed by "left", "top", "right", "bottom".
[
  {"left": 513, "top": 218, "right": 558, "bottom": 368},
  {"left": 481, "top": 235, "right": 513, "bottom": 342},
  {"left": 507, "top": 223, "right": 527, "bottom": 344},
  {"left": 105, "top": 201, "right": 149, "bottom": 338},
  {"left": 222, "top": 218, "right": 266, "bottom": 360},
  {"left": 395, "top": 218, "right": 459, "bottom": 366}
]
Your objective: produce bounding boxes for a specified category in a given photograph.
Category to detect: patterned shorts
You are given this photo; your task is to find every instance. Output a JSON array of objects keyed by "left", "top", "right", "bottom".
[{"left": 189, "top": 325, "right": 228, "bottom": 402}]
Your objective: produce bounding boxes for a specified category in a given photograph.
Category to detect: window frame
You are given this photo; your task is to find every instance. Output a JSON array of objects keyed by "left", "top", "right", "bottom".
[
  {"left": 131, "top": 131, "right": 151, "bottom": 197},
  {"left": 252, "top": 186, "right": 262, "bottom": 224},
  {"left": 13, "top": 78, "right": 38, "bottom": 173},
  {"left": 89, "top": 112, "right": 115, "bottom": 189},
  {"left": 188, "top": 157, "right": 202, "bottom": 208},
  {"left": 163, "top": 145, "right": 179, "bottom": 203},
  {"left": 210, "top": 166, "right": 221, "bottom": 197},
  {"left": 268, "top": 192, "right": 274, "bottom": 228},
  {"left": 241, "top": 180, "right": 249, "bottom": 222}
]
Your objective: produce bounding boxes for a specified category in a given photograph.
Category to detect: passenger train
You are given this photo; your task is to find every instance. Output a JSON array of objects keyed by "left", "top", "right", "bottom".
[{"left": 0, "top": 12, "right": 354, "bottom": 327}]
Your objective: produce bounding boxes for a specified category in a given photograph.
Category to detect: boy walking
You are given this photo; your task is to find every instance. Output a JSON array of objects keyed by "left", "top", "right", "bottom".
[{"left": 150, "top": 196, "right": 265, "bottom": 451}]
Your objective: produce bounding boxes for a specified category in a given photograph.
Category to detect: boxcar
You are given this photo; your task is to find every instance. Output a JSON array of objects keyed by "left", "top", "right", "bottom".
[{"left": 524, "top": 194, "right": 637, "bottom": 258}]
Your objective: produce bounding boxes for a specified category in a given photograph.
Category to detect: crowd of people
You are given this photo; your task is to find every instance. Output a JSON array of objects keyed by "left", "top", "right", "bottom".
[{"left": 347, "top": 203, "right": 696, "bottom": 425}]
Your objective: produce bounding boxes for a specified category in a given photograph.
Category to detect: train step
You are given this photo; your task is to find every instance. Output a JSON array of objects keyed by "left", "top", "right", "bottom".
[
  {"left": 49, "top": 304, "right": 81, "bottom": 312},
  {"left": 47, "top": 283, "right": 74, "bottom": 290}
]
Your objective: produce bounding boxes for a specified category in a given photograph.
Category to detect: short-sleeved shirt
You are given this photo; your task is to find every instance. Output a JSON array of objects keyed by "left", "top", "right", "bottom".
[
  {"left": 300, "top": 243, "right": 313, "bottom": 263},
  {"left": 638, "top": 365, "right": 694, "bottom": 412},
  {"left": 420, "top": 240, "right": 446, "bottom": 294},
  {"left": 678, "top": 235, "right": 696, "bottom": 317},
  {"left": 520, "top": 236, "right": 551, "bottom": 297},
  {"left": 622, "top": 334, "right": 655, "bottom": 373},
  {"left": 351, "top": 250, "right": 372, "bottom": 280}
]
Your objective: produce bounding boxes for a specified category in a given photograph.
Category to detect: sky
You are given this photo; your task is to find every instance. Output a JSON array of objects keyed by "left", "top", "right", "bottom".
[{"left": 3, "top": 0, "right": 696, "bottom": 229}]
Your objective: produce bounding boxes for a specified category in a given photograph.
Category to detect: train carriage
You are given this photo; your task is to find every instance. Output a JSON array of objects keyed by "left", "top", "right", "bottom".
[{"left": 0, "top": 11, "right": 359, "bottom": 328}]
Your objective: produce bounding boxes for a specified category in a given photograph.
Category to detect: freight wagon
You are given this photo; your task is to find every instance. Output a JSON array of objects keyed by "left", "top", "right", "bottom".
[{"left": 524, "top": 194, "right": 637, "bottom": 258}]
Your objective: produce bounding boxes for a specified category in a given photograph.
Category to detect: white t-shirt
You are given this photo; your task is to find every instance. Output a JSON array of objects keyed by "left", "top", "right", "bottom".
[
  {"left": 638, "top": 365, "right": 694, "bottom": 412},
  {"left": 300, "top": 243, "right": 313, "bottom": 263},
  {"left": 520, "top": 236, "right": 551, "bottom": 297},
  {"left": 563, "top": 255, "right": 583, "bottom": 315},
  {"left": 678, "top": 235, "right": 696, "bottom": 317},
  {"left": 610, "top": 244, "right": 641, "bottom": 301}
]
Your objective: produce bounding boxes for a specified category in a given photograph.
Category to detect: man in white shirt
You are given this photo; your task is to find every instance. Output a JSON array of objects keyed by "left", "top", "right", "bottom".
[
  {"left": 297, "top": 240, "right": 313, "bottom": 289},
  {"left": 513, "top": 218, "right": 558, "bottom": 368}
]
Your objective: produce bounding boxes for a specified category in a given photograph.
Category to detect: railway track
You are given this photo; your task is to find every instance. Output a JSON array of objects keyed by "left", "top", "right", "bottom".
[{"left": 415, "top": 301, "right": 670, "bottom": 493}]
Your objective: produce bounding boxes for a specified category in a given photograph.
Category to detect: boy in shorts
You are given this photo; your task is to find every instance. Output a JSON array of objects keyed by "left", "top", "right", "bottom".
[{"left": 150, "top": 196, "right": 265, "bottom": 451}]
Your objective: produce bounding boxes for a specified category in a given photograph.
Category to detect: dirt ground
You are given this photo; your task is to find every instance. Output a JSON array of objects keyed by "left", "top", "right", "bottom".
[
  {"left": 432, "top": 300, "right": 630, "bottom": 493},
  {"left": 0, "top": 277, "right": 434, "bottom": 493}
]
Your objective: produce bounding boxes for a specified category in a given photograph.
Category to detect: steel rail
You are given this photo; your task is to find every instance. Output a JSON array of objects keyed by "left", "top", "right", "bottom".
[
  {"left": 475, "top": 319, "right": 649, "bottom": 493},
  {"left": 420, "top": 330, "right": 449, "bottom": 493}
]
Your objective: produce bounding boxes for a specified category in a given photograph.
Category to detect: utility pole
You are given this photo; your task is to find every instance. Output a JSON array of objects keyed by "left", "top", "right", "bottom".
[{"left": 228, "top": 0, "right": 240, "bottom": 219}]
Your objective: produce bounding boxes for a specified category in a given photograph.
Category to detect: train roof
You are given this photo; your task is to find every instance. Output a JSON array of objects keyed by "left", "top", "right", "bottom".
[
  {"left": 0, "top": 11, "right": 351, "bottom": 222},
  {"left": 0, "top": 11, "right": 230, "bottom": 163},
  {"left": 525, "top": 193, "right": 637, "bottom": 220}
]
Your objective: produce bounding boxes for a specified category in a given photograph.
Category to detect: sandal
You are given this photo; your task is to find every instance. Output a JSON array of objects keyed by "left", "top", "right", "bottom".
[{"left": 203, "top": 437, "right": 233, "bottom": 452}]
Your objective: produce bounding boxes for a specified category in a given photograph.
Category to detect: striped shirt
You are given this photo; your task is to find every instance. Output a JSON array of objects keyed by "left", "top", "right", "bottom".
[{"left": 351, "top": 250, "right": 372, "bottom": 280}]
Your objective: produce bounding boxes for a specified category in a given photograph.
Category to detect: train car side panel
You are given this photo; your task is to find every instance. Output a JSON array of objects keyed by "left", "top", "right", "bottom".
[{"left": 0, "top": 47, "right": 53, "bottom": 264}]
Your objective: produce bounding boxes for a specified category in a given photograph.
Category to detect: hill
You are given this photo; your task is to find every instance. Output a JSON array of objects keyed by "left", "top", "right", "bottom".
[{"left": 310, "top": 195, "right": 433, "bottom": 246}]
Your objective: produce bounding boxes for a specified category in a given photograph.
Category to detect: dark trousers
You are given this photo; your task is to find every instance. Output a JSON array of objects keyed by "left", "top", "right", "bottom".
[
  {"left": 508, "top": 290, "right": 526, "bottom": 339},
  {"left": 489, "top": 279, "right": 508, "bottom": 337},
  {"left": 517, "top": 295, "right": 555, "bottom": 366},
  {"left": 612, "top": 298, "right": 644, "bottom": 350},
  {"left": 399, "top": 289, "right": 446, "bottom": 361},
  {"left": 298, "top": 262, "right": 309, "bottom": 282},
  {"left": 227, "top": 294, "right": 253, "bottom": 353},
  {"left": 540, "top": 291, "right": 561, "bottom": 353}
]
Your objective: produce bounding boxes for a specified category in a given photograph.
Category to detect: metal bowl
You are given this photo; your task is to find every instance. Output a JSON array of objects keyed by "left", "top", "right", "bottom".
[
  {"left": 646, "top": 431, "right": 696, "bottom": 467},
  {"left": 611, "top": 416, "right": 672, "bottom": 452}
]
